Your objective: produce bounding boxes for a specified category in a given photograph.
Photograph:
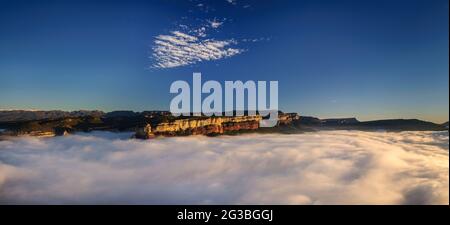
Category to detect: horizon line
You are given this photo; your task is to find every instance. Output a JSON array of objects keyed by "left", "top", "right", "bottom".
[{"left": 0, "top": 108, "right": 448, "bottom": 124}]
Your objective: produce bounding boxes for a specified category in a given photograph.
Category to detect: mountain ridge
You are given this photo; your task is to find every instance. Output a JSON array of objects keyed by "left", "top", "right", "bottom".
[{"left": 0, "top": 110, "right": 447, "bottom": 139}]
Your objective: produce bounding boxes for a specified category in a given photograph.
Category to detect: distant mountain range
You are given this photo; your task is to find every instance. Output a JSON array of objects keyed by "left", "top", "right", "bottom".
[
  {"left": 297, "top": 116, "right": 448, "bottom": 131},
  {"left": 0, "top": 110, "right": 105, "bottom": 122},
  {"left": 0, "top": 110, "right": 447, "bottom": 139},
  {"left": 442, "top": 121, "right": 449, "bottom": 129}
]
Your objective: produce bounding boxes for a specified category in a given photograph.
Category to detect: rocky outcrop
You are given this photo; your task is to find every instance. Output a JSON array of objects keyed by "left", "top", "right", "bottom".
[
  {"left": 23, "top": 131, "right": 56, "bottom": 137},
  {"left": 136, "top": 115, "right": 263, "bottom": 138},
  {"left": 54, "top": 127, "right": 71, "bottom": 136},
  {"left": 2, "top": 110, "right": 447, "bottom": 139},
  {"left": 278, "top": 113, "right": 300, "bottom": 125},
  {"left": 5, "top": 126, "right": 70, "bottom": 137},
  {"left": 135, "top": 124, "right": 155, "bottom": 139}
]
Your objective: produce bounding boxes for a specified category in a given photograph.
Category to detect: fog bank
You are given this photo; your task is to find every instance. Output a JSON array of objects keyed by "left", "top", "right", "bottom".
[{"left": 0, "top": 131, "right": 448, "bottom": 204}]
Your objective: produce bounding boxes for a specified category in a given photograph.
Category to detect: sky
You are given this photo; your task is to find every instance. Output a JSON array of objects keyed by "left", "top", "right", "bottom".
[{"left": 0, "top": 0, "right": 448, "bottom": 123}]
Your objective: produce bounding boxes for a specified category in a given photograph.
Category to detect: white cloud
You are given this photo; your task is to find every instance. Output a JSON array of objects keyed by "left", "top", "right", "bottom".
[
  {"left": 150, "top": 0, "right": 251, "bottom": 69},
  {"left": 226, "top": 0, "right": 237, "bottom": 5},
  {"left": 208, "top": 19, "right": 223, "bottom": 29},
  {"left": 193, "top": 27, "right": 207, "bottom": 37},
  {"left": 241, "top": 37, "right": 271, "bottom": 43},
  {"left": 0, "top": 131, "right": 448, "bottom": 204},
  {"left": 152, "top": 30, "right": 243, "bottom": 68}
]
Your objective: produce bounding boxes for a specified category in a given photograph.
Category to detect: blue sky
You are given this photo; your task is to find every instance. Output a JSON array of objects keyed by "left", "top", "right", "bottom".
[{"left": 0, "top": 0, "right": 448, "bottom": 123}]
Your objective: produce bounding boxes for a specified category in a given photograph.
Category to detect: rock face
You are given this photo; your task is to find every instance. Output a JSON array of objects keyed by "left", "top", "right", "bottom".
[
  {"left": 22, "top": 131, "right": 56, "bottom": 137},
  {"left": 278, "top": 113, "right": 300, "bottom": 125},
  {"left": 137, "top": 115, "right": 263, "bottom": 138},
  {"left": 54, "top": 127, "right": 70, "bottom": 136},
  {"left": 135, "top": 124, "right": 155, "bottom": 139},
  {"left": 3, "top": 110, "right": 446, "bottom": 139}
]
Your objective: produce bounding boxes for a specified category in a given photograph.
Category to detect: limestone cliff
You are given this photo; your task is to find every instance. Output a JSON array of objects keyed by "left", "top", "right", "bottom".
[
  {"left": 278, "top": 113, "right": 300, "bottom": 125},
  {"left": 0, "top": 111, "right": 305, "bottom": 139},
  {"left": 136, "top": 115, "right": 262, "bottom": 138}
]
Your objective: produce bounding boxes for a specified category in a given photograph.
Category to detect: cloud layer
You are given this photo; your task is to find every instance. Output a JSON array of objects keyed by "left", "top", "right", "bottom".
[
  {"left": 0, "top": 131, "right": 448, "bottom": 204},
  {"left": 152, "top": 31, "right": 243, "bottom": 68},
  {"left": 150, "top": 0, "right": 258, "bottom": 68}
]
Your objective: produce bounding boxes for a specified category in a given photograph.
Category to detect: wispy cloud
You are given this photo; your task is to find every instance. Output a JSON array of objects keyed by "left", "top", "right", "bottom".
[
  {"left": 152, "top": 30, "right": 243, "bottom": 69},
  {"left": 241, "top": 37, "right": 272, "bottom": 43},
  {"left": 150, "top": 0, "right": 264, "bottom": 69},
  {"left": 0, "top": 131, "right": 448, "bottom": 204},
  {"left": 207, "top": 18, "right": 224, "bottom": 29},
  {"left": 226, "top": 0, "right": 237, "bottom": 5}
]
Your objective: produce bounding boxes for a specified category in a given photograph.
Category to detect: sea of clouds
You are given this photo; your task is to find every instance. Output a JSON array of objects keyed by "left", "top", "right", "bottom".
[{"left": 0, "top": 130, "right": 448, "bottom": 204}]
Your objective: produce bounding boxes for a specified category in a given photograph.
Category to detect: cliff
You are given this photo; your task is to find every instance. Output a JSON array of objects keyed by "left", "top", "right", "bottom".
[
  {"left": 1, "top": 110, "right": 445, "bottom": 139},
  {"left": 136, "top": 115, "right": 262, "bottom": 138},
  {"left": 278, "top": 113, "right": 300, "bottom": 125}
]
